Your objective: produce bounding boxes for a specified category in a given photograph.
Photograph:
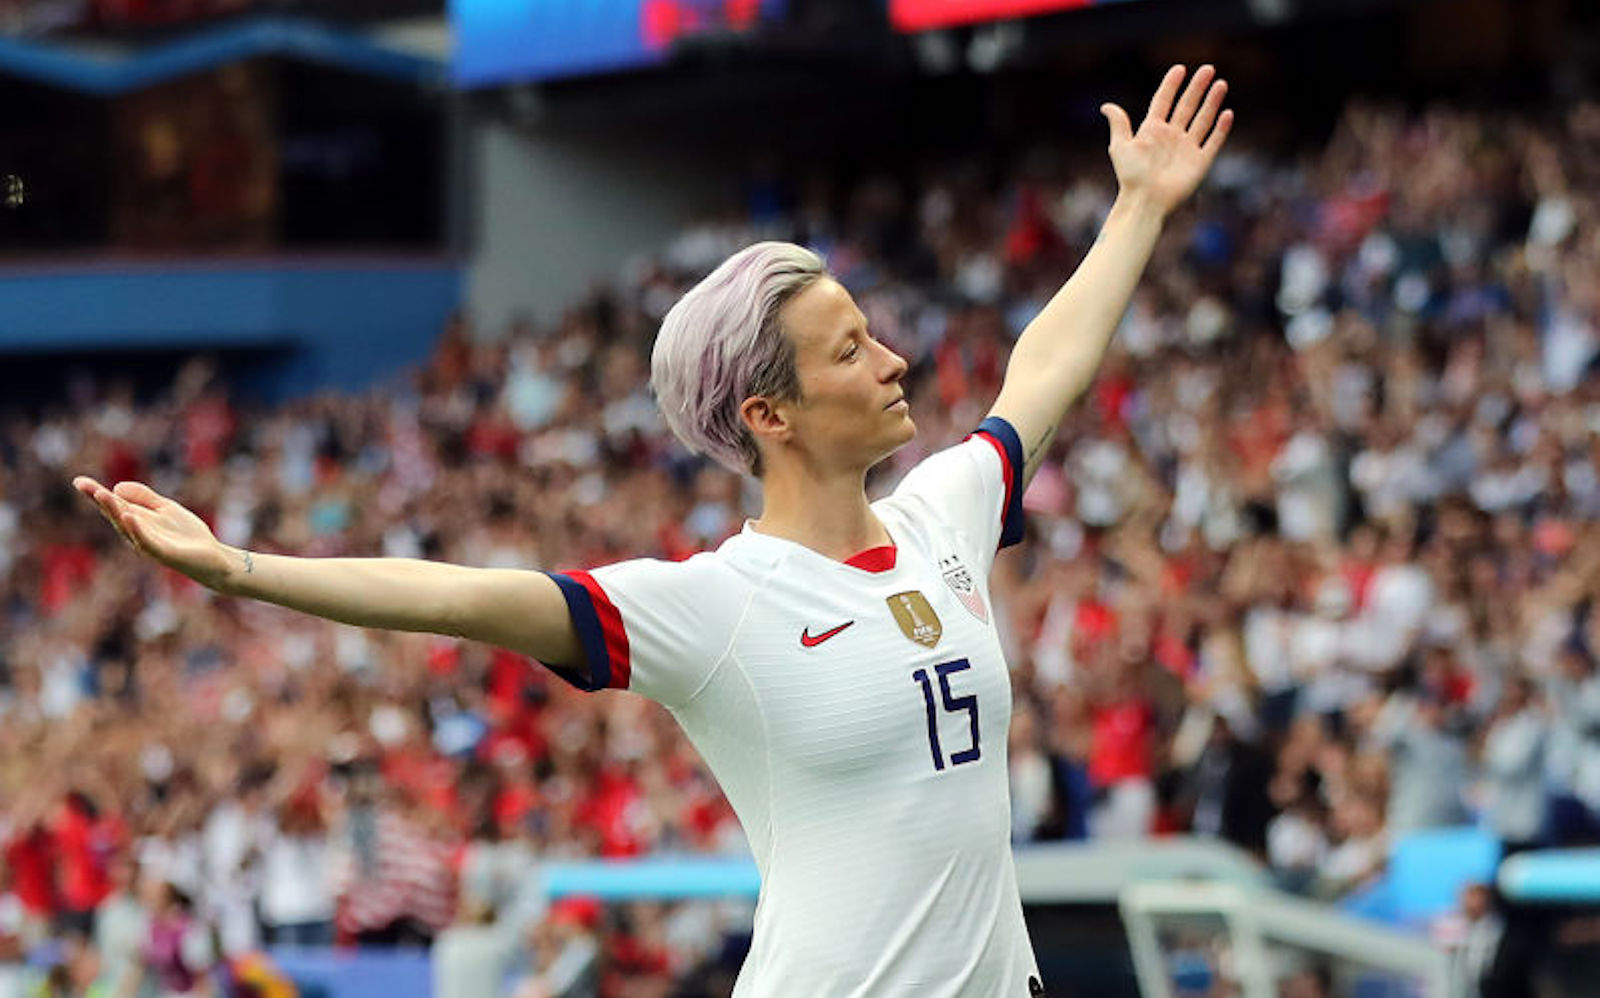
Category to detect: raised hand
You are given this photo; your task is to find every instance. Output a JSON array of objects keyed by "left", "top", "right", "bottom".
[
  {"left": 1100, "top": 64, "right": 1233, "bottom": 217},
  {"left": 72, "top": 476, "right": 234, "bottom": 590}
]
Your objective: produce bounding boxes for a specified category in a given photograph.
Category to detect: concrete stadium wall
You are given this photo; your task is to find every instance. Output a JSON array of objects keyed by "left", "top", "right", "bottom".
[{"left": 465, "top": 118, "right": 737, "bottom": 335}]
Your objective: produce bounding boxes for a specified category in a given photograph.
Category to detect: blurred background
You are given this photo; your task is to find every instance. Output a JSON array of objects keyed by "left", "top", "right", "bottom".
[{"left": 1, "top": 0, "right": 1599, "bottom": 996}]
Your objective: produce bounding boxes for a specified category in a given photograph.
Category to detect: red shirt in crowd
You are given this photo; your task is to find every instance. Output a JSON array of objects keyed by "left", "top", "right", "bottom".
[
  {"left": 1069, "top": 600, "right": 1119, "bottom": 665},
  {"left": 5, "top": 826, "right": 55, "bottom": 916},
  {"left": 580, "top": 768, "right": 646, "bottom": 858},
  {"left": 38, "top": 543, "right": 97, "bottom": 616},
  {"left": 486, "top": 650, "right": 545, "bottom": 718},
  {"left": 103, "top": 439, "right": 145, "bottom": 487},
  {"left": 382, "top": 748, "right": 459, "bottom": 819},
  {"left": 493, "top": 781, "right": 540, "bottom": 836},
  {"left": 181, "top": 392, "right": 235, "bottom": 471},
  {"left": 1088, "top": 700, "right": 1154, "bottom": 789},
  {"left": 54, "top": 801, "right": 122, "bottom": 912}
]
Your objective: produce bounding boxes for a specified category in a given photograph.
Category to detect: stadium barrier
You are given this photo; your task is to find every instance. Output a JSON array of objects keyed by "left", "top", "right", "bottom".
[
  {"left": 133, "top": 840, "right": 1456, "bottom": 998},
  {"left": 536, "top": 839, "right": 1269, "bottom": 903},
  {"left": 1119, "top": 881, "right": 1451, "bottom": 998},
  {"left": 1499, "top": 848, "right": 1600, "bottom": 903}
]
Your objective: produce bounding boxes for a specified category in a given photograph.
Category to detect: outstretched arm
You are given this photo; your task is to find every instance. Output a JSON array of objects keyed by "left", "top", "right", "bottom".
[
  {"left": 988, "top": 64, "right": 1233, "bottom": 485},
  {"left": 72, "top": 476, "right": 580, "bottom": 665}
]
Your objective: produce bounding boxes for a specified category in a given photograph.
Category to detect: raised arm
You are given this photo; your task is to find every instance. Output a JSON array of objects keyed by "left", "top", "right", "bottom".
[
  {"left": 72, "top": 476, "right": 581, "bottom": 665},
  {"left": 988, "top": 64, "right": 1233, "bottom": 484}
]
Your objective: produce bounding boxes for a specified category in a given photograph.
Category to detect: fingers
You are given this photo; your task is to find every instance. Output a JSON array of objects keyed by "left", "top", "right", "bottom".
[
  {"left": 1170, "top": 64, "right": 1215, "bottom": 130},
  {"left": 71, "top": 475, "right": 104, "bottom": 497},
  {"left": 1101, "top": 103, "right": 1134, "bottom": 146},
  {"left": 73, "top": 475, "right": 144, "bottom": 551},
  {"left": 1202, "top": 109, "right": 1236, "bottom": 158},
  {"left": 1188, "top": 77, "right": 1229, "bottom": 140},
  {"left": 1146, "top": 65, "right": 1186, "bottom": 124},
  {"left": 95, "top": 492, "right": 137, "bottom": 548},
  {"left": 74, "top": 475, "right": 121, "bottom": 521},
  {"left": 113, "top": 480, "right": 168, "bottom": 510}
]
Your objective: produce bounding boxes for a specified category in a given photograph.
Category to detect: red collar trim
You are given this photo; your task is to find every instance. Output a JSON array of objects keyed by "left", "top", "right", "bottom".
[{"left": 845, "top": 545, "right": 897, "bottom": 573}]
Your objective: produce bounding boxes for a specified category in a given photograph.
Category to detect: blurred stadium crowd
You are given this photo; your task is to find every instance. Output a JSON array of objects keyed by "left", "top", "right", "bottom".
[{"left": 3, "top": 90, "right": 1600, "bottom": 996}]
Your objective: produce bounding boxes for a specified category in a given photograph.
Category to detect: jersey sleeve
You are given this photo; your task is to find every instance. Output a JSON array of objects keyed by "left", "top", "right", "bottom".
[
  {"left": 543, "top": 554, "right": 738, "bottom": 708},
  {"left": 891, "top": 415, "right": 1026, "bottom": 559}
]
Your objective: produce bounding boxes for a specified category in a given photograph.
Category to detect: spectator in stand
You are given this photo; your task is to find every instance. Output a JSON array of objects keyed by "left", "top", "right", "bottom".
[
  {"left": 1007, "top": 698, "right": 1058, "bottom": 843},
  {"left": 1479, "top": 677, "right": 1549, "bottom": 853},
  {"left": 510, "top": 898, "right": 600, "bottom": 998},
  {"left": 1364, "top": 687, "right": 1471, "bottom": 836},
  {"left": 258, "top": 790, "right": 336, "bottom": 947},
  {"left": 1317, "top": 791, "right": 1387, "bottom": 900},
  {"left": 1549, "top": 641, "right": 1600, "bottom": 844},
  {"left": 125, "top": 879, "right": 213, "bottom": 998},
  {"left": 0, "top": 865, "right": 27, "bottom": 998},
  {"left": 1181, "top": 714, "right": 1275, "bottom": 858},
  {"left": 332, "top": 773, "right": 455, "bottom": 949},
  {"left": 1440, "top": 882, "right": 1504, "bottom": 998},
  {"left": 90, "top": 857, "right": 144, "bottom": 998},
  {"left": 1086, "top": 656, "right": 1158, "bottom": 839}
]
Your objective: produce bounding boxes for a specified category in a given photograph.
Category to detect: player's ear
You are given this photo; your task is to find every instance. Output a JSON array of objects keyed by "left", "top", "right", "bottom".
[{"left": 740, "top": 394, "right": 794, "bottom": 447}]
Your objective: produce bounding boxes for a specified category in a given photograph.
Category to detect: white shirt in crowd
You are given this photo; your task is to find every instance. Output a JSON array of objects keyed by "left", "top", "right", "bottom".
[
  {"left": 259, "top": 832, "right": 336, "bottom": 929},
  {"left": 1481, "top": 708, "right": 1547, "bottom": 843}
]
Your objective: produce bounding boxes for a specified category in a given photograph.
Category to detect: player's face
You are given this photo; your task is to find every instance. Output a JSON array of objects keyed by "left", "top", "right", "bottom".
[{"left": 779, "top": 278, "right": 914, "bottom": 470}]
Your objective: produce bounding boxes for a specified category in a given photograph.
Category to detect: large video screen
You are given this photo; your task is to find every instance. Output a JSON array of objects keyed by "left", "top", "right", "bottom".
[
  {"left": 891, "top": 0, "right": 1139, "bottom": 32},
  {"left": 452, "top": 0, "right": 787, "bottom": 87}
]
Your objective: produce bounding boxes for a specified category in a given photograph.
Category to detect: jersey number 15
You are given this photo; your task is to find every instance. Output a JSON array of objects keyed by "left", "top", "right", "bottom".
[{"left": 912, "top": 659, "right": 980, "bottom": 771}]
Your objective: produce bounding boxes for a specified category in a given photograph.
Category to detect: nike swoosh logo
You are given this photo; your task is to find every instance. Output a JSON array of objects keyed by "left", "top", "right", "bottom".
[{"left": 801, "top": 621, "right": 855, "bottom": 648}]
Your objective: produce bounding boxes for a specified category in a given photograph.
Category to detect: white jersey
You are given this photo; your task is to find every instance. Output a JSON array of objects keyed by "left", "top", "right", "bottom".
[{"left": 548, "top": 417, "right": 1043, "bottom": 997}]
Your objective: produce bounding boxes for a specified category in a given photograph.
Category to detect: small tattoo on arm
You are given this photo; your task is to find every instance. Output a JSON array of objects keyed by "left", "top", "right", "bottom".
[
  {"left": 1026, "top": 427, "right": 1057, "bottom": 468},
  {"left": 242, "top": 550, "right": 255, "bottom": 575}
]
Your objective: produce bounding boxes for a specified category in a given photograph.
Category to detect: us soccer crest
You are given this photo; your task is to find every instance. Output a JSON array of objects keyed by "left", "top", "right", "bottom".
[
  {"left": 940, "top": 555, "right": 988, "bottom": 624},
  {"left": 887, "top": 591, "right": 942, "bottom": 649}
]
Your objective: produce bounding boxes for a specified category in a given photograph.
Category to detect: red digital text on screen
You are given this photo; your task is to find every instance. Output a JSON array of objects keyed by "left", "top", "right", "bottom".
[
  {"left": 890, "top": 0, "right": 1097, "bottom": 32},
  {"left": 642, "top": 0, "right": 765, "bottom": 49}
]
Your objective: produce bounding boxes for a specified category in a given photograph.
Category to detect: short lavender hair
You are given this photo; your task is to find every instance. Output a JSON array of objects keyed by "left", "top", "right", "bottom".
[{"left": 651, "top": 241, "right": 827, "bottom": 476}]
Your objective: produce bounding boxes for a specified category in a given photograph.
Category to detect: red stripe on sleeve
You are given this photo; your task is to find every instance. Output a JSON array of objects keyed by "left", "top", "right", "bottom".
[
  {"left": 974, "top": 430, "right": 1016, "bottom": 523},
  {"left": 570, "top": 570, "right": 632, "bottom": 690}
]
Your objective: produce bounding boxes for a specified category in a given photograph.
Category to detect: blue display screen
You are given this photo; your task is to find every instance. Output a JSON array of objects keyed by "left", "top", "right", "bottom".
[{"left": 451, "top": 0, "right": 787, "bottom": 87}]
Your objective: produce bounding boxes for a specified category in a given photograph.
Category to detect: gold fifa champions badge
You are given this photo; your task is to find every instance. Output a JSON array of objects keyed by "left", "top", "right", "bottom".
[{"left": 887, "top": 591, "right": 942, "bottom": 649}]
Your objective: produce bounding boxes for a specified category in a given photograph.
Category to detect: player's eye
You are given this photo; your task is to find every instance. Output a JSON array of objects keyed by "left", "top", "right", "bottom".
[{"left": 842, "top": 342, "right": 859, "bottom": 362}]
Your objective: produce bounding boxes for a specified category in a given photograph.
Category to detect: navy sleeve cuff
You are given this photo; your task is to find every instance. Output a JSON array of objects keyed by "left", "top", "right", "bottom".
[
  {"left": 975, "top": 415, "right": 1026, "bottom": 549},
  {"left": 545, "top": 572, "right": 613, "bottom": 692}
]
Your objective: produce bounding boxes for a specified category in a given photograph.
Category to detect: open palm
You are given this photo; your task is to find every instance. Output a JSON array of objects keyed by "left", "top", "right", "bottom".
[
  {"left": 1102, "top": 65, "right": 1233, "bottom": 215},
  {"left": 72, "top": 476, "right": 232, "bottom": 588}
]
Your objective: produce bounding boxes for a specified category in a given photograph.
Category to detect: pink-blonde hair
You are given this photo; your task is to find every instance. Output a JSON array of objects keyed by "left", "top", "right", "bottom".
[{"left": 651, "top": 241, "right": 826, "bottom": 476}]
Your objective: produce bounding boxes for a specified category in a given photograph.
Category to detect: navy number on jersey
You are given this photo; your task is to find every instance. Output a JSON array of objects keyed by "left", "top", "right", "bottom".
[{"left": 911, "top": 659, "right": 981, "bottom": 771}]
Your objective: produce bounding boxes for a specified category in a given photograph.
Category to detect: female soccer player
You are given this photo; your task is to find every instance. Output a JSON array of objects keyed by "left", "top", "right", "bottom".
[{"left": 77, "top": 65, "right": 1231, "bottom": 997}]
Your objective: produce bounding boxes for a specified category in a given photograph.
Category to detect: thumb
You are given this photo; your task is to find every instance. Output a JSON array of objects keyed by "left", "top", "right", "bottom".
[{"left": 1101, "top": 103, "right": 1134, "bottom": 146}]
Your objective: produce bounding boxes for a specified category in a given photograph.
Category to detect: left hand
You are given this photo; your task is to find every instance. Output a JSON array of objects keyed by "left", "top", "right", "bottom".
[{"left": 1101, "top": 64, "right": 1233, "bottom": 216}]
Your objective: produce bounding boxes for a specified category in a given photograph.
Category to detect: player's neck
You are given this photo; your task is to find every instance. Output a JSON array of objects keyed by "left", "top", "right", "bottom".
[{"left": 750, "top": 463, "right": 888, "bottom": 563}]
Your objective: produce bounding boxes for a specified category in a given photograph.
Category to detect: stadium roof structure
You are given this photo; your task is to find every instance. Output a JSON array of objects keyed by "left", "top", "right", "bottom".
[{"left": 0, "top": 15, "right": 447, "bottom": 94}]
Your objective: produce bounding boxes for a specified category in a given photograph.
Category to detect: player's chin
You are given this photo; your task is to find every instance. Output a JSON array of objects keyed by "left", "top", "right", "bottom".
[{"left": 870, "top": 418, "right": 916, "bottom": 463}]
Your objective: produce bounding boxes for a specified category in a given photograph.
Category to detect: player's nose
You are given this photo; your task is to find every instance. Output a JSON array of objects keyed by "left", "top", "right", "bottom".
[{"left": 877, "top": 340, "right": 908, "bottom": 383}]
